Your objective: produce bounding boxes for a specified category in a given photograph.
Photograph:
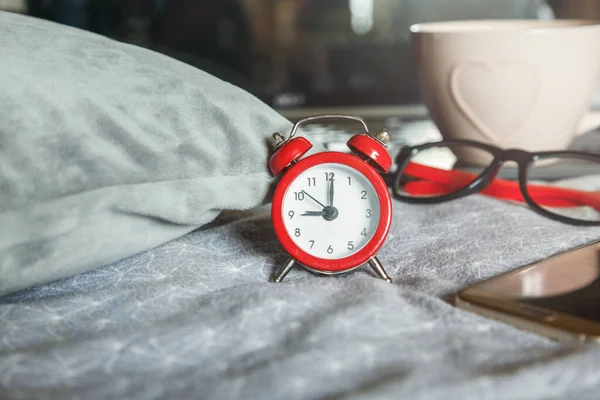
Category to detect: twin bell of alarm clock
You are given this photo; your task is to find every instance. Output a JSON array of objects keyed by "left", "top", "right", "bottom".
[
  {"left": 269, "top": 115, "right": 392, "bottom": 176},
  {"left": 268, "top": 115, "right": 394, "bottom": 283}
]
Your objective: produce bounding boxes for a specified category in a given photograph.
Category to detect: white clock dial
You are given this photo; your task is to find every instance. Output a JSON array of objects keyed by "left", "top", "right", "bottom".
[{"left": 282, "top": 163, "right": 381, "bottom": 260}]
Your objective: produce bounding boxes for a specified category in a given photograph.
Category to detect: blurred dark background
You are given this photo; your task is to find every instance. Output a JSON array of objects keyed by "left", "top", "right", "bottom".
[
  {"left": 3, "top": 0, "right": 599, "bottom": 125},
  {"left": 2, "top": 0, "right": 555, "bottom": 109}
]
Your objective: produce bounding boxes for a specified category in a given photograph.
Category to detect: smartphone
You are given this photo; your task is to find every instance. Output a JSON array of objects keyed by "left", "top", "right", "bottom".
[{"left": 456, "top": 240, "right": 600, "bottom": 343}]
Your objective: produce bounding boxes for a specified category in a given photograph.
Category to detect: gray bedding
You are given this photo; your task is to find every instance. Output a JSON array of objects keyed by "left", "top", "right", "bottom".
[{"left": 2, "top": 196, "right": 600, "bottom": 399}]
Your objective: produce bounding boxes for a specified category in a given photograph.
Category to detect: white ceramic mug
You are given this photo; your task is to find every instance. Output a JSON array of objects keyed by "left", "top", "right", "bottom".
[{"left": 411, "top": 20, "right": 600, "bottom": 152}]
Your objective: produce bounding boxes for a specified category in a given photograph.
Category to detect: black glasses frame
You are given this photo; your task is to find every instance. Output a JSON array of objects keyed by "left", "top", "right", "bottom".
[{"left": 392, "top": 139, "right": 600, "bottom": 226}]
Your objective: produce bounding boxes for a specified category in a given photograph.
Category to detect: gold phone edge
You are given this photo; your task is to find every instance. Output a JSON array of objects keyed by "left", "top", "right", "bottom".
[{"left": 456, "top": 239, "right": 600, "bottom": 343}]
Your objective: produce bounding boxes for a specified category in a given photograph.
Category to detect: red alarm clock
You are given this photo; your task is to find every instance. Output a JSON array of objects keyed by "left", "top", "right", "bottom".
[{"left": 269, "top": 115, "right": 393, "bottom": 283}]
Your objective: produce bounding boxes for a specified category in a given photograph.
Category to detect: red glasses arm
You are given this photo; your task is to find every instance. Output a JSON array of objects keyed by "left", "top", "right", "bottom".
[{"left": 401, "top": 162, "right": 600, "bottom": 210}]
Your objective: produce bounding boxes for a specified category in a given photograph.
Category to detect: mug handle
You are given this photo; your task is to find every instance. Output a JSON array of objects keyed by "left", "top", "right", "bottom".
[{"left": 576, "top": 110, "right": 600, "bottom": 135}]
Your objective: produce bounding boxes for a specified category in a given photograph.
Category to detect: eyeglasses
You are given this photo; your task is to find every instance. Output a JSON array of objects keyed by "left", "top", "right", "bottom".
[{"left": 392, "top": 140, "right": 600, "bottom": 226}]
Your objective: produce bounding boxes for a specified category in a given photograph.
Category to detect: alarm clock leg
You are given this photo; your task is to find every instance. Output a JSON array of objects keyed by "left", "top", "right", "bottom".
[
  {"left": 368, "top": 256, "right": 392, "bottom": 283},
  {"left": 271, "top": 258, "right": 297, "bottom": 283}
]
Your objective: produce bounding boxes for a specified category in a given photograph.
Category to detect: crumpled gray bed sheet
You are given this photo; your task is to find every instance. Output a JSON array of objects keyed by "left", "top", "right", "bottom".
[{"left": 2, "top": 195, "right": 600, "bottom": 399}]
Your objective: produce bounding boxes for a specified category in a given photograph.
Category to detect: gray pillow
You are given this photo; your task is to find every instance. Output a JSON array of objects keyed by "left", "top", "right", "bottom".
[{"left": 0, "top": 11, "right": 294, "bottom": 296}]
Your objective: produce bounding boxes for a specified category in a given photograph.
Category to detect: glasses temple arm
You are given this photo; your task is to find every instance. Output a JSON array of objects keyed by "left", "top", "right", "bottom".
[{"left": 401, "top": 161, "right": 600, "bottom": 210}]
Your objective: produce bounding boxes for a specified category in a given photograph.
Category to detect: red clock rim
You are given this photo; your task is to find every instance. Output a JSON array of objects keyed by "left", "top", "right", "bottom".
[{"left": 271, "top": 152, "right": 392, "bottom": 273}]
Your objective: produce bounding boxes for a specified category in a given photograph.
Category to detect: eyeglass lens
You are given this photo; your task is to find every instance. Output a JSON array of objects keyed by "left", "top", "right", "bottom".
[
  {"left": 526, "top": 156, "right": 600, "bottom": 222},
  {"left": 395, "top": 143, "right": 495, "bottom": 198}
]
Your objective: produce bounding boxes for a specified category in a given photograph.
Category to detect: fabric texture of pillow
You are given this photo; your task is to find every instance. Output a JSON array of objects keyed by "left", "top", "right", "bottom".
[{"left": 0, "top": 11, "right": 295, "bottom": 296}]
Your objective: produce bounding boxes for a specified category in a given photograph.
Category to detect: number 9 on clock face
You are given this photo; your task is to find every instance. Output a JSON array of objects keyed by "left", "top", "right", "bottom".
[{"left": 282, "top": 163, "right": 380, "bottom": 259}]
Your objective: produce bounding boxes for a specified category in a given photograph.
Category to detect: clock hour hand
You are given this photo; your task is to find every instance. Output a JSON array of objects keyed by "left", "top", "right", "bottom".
[
  {"left": 301, "top": 211, "right": 324, "bottom": 216},
  {"left": 301, "top": 190, "right": 327, "bottom": 209}
]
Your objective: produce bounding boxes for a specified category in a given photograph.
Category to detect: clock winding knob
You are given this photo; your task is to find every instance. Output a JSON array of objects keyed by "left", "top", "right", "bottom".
[
  {"left": 271, "top": 132, "right": 286, "bottom": 149},
  {"left": 374, "top": 129, "right": 391, "bottom": 146}
]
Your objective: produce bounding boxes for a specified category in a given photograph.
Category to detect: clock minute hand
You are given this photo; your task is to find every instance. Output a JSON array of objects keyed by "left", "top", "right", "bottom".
[
  {"left": 329, "top": 177, "right": 334, "bottom": 207},
  {"left": 301, "top": 190, "right": 327, "bottom": 209}
]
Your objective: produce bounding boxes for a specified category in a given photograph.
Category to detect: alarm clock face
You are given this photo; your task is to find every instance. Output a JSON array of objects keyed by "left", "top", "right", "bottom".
[{"left": 281, "top": 163, "right": 381, "bottom": 260}]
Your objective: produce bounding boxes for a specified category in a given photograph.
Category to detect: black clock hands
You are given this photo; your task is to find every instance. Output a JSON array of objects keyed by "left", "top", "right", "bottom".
[
  {"left": 301, "top": 190, "right": 326, "bottom": 208},
  {"left": 301, "top": 211, "right": 324, "bottom": 216},
  {"left": 301, "top": 208, "right": 338, "bottom": 220},
  {"left": 329, "top": 176, "right": 334, "bottom": 207},
  {"left": 300, "top": 185, "right": 338, "bottom": 221},
  {"left": 300, "top": 189, "right": 325, "bottom": 216}
]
